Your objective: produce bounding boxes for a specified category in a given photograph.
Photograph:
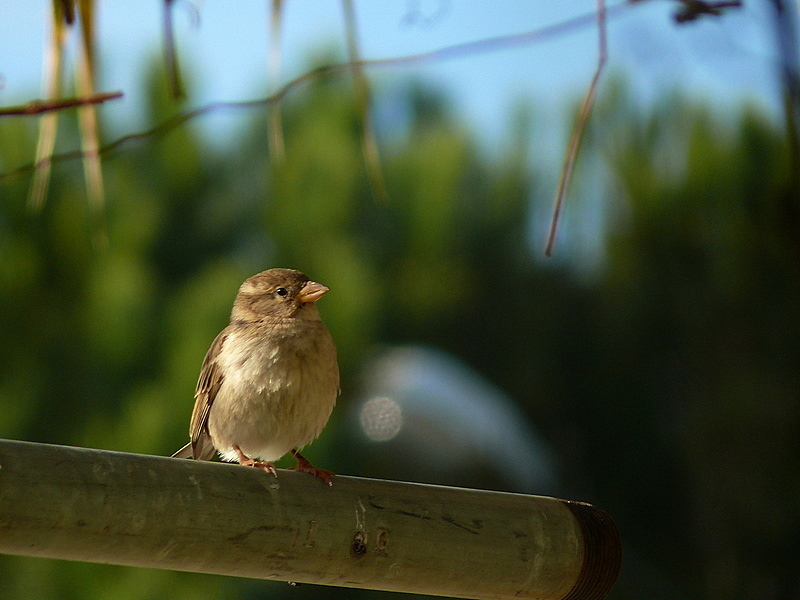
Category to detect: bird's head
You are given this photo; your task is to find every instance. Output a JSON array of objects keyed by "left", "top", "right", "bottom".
[{"left": 231, "top": 268, "right": 329, "bottom": 322}]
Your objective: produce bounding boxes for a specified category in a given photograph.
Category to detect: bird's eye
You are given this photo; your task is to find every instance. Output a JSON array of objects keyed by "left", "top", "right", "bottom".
[{"left": 275, "top": 287, "right": 289, "bottom": 297}]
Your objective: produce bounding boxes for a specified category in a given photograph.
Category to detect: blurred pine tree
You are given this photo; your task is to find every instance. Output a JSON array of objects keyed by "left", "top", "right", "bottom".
[{"left": 0, "top": 58, "right": 796, "bottom": 600}]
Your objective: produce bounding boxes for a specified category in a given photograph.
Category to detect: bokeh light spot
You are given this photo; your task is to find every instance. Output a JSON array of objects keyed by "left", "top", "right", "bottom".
[{"left": 359, "top": 397, "right": 403, "bottom": 442}]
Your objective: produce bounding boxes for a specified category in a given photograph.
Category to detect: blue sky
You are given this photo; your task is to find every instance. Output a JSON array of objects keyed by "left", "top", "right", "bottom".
[
  {"left": 1, "top": 1, "right": 786, "bottom": 263},
  {"left": 1, "top": 0, "right": 783, "bottom": 151}
]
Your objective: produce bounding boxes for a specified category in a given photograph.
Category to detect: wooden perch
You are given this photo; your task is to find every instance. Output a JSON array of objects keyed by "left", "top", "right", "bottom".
[{"left": 0, "top": 439, "right": 621, "bottom": 600}]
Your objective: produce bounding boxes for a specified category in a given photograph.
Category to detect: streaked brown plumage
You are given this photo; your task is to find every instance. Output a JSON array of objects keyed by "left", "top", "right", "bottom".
[{"left": 172, "top": 268, "right": 339, "bottom": 484}]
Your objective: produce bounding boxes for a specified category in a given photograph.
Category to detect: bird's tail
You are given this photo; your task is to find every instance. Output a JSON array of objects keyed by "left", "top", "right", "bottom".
[{"left": 171, "top": 442, "right": 194, "bottom": 459}]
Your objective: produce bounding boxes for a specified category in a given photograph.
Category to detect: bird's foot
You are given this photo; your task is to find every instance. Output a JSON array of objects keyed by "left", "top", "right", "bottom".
[
  {"left": 234, "top": 445, "right": 278, "bottom": 477},
  {"left": 290, "top": 449, "right": 334, "bottom": 486}
]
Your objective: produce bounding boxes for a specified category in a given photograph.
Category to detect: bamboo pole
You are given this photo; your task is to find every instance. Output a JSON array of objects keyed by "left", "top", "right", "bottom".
[{"left": 0, "top": 439, "right": 620, "bottom": 600}]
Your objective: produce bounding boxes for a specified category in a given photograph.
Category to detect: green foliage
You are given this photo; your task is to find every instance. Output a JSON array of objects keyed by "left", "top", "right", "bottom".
[
  {"left": 0, "top": 60, "right": 798, "bottom": 600},
  {"left": 595, "top": 94, "right": 799, "bottom": 599}
]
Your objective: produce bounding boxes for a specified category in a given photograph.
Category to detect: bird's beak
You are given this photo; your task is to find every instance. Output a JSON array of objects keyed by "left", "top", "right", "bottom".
[{"left": 297, "top": 281, "right": 329, "bottom": 303}]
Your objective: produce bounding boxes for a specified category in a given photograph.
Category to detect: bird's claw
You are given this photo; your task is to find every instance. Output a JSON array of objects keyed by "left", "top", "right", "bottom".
[
  {"left": 234, "top": 445, "right": 278, "bottom": 478},
  {"left": 290, "top": 449, "right": 335, "bottom": 486}
]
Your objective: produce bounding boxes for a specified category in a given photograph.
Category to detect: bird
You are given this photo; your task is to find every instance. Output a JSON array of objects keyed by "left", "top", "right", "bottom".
[{"left": 172, "top": 268, "right": 339, "bottom": 485}]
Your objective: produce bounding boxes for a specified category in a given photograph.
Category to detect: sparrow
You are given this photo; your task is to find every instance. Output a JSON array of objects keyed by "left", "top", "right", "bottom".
[{"left": 172, "top": 268, "right": 339, "bottom": 485}]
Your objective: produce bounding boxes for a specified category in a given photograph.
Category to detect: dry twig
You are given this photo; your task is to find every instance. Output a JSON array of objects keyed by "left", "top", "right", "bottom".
[
  {"left": 544, "top": 0, "right": 608, "bottom": 257},
  {"left": 0, "top": 91, "right": 122, "bottom": 117},
  {"left": 2, "top": 5, "right": 631, "bottom": 185}
]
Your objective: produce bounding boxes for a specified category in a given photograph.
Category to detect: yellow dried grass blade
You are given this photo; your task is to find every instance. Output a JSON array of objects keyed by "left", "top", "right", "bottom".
[
  {"left": 28, "top": 1, "right": 70, "bottom": 212},
  {"left": 268, "top": 0, "right": 285, "bottom": 164},
  {"left": 76, "top": 0, "right": 107, "bottom": 247},
  {"left": 163, "top": 0, "right": 186, "bottom": 99},
  {"left": 343, "top": 0, "right": 389, "bottom": 203}
]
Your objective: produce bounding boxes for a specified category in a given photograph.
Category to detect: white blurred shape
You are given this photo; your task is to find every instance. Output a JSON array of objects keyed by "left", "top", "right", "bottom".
[
  {"left": 356, "top": 345, "right": 558, "bottom": 493},
  {"left": 360, "top": 396, "right": 404, "bottom": 441}
]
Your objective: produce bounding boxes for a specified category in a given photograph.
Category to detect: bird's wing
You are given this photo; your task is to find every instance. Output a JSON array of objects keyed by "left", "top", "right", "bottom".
[{"left": 188, "top": 330, "right": 228, "bottom": 460}]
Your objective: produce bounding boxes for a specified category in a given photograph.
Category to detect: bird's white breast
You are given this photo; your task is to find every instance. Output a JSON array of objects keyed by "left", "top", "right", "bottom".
[{"left": 207, "top": 320, "right": 338, "bottom": 462}]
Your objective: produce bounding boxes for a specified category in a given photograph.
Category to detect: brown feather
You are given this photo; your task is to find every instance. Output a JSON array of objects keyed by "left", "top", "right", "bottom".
[
  {"left": 171, "top": 268, "right": 338, "bottom": 472},
  {"left": 188, "top": 331, "right": 227, "bottom": 460}
]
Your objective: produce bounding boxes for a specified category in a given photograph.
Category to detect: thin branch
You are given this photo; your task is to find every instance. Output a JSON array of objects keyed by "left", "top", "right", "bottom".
[
  {"left": 350, "top": 2, "right": 628, "bottom": 71},
  {"left": 1, "top": 4, "right": 633, "bottom": 182},
  {"left": 545, "top": 0, "right": 608, "bottom": 257},
  {"left": 0, "top": 91, "right": 123, "bottom": 117},
  {"left": 672, "top": 0, "right": 743, "bottom": 23}
]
